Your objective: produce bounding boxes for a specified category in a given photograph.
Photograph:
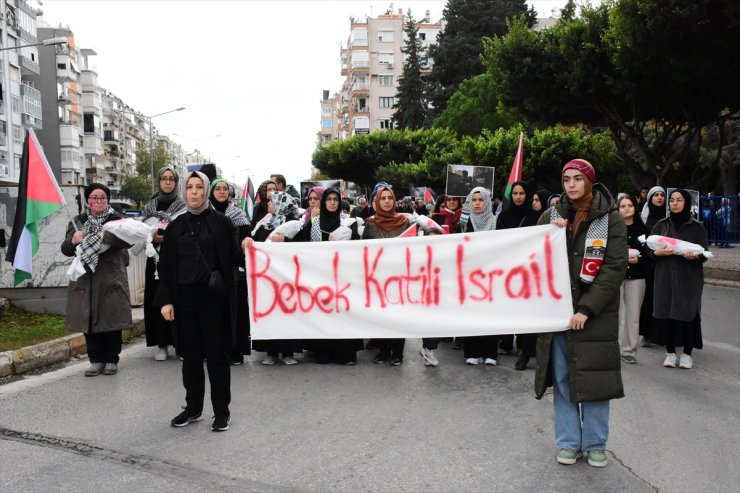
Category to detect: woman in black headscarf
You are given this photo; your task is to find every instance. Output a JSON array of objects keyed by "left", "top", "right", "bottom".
[
  {"left": 496, "top": 181, "right": 540, "bottom": 366},
  {"left": 295, "top": 188, "right": 363, "bottom": 364},
  {"left": 142, "top": 166, "right": 186, "bottom": 361},
  {"left": 532, "top": 189, "right": 551, "bottom": 219},
  {"left": 649, "top": 189, "right": 707, "bottom": 370},
  {"left": 156, "top": 171, "right": 243, "bottom": 432},
  {"left": 209, "top": 178, "right": 251, "bottom": 365}
]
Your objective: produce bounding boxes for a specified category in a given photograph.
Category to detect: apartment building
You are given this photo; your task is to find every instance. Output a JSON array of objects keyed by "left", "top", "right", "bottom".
[
  {"left": 333, "top": 7, "right": 441, "bottom": 140},
  {"left": 0, "top": 0, "right": 44, "bottom": 183},
  {"left": 317, "top": 89, "right": 337, "bottom": 146}
]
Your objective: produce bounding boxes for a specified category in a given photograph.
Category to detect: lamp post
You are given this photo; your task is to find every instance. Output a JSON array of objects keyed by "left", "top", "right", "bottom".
[
  {"left": 0, "top": 36, "right": 68, "bottom": 52},
  {"left": 147, "top": 107, "right": 186, "bottom": 192}
]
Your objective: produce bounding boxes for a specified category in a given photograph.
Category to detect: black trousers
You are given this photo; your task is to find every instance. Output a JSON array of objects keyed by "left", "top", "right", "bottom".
[
  {"left": 85, "top": 331, "right": 122, "bottom": 364},
  {"left": 377, "top": 338, "right": 405, "bottom": 359},
  {"left": 422, "top": 338, "right": 441, "bottom": 350},
  {"left": 516, "top": 333, "right": 537, "bottom": 357},
  {"left": 177, "top": 284, "right": 231, "bottom": 416},
  {"left": 463, "top": 335, "right": 499, "bottom": 359}
]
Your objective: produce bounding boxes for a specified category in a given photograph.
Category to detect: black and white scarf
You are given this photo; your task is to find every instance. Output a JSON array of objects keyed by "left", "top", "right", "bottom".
[
  {"left": 142, "top": 195, "right": 186, "bottom": 222},
  {"left": 224, "top": 203, "right": 249, "bottom": 227},
  {"left": 80, "top": 206, "right": 113, "bottom": 271}
]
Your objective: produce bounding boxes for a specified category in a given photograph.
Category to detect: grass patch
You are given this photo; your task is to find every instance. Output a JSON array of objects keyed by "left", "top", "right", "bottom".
[{"left": 0, "top": 305, "right": 67, "bottom": 352}]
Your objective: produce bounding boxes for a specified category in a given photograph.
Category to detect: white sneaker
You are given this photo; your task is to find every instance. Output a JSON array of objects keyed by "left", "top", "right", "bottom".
[
  {"left": 678, "top": 353, "right": 693, "bottom": 369},
  {"left": 262, "top": 355, "right": 279, "bottom": 365},
  {"left": 154, "top": 347, "right": 168, "bottom": 361},
  {"left": 484, "top": 357, "right": 497, "bottom": 366},
  {"left": 282, "top": 356, "right": 299, "bottom": 365},
  {"left": 465, "top": 357, "right": 482, "bottom": 365},
  {"left": 663, "top": 353, "right": 678, "bottom": 368},
  {"left": 420, "top": 348, "right": 439, "bottom": 367}
]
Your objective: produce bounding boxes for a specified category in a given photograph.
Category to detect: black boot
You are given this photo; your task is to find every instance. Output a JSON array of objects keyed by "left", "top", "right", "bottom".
[{"left": 514, "top": 353, "right": 530, "bottom": 371}]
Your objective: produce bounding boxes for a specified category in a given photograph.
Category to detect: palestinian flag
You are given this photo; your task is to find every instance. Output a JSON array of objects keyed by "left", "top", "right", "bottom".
[
  {"left": 423, "top": 187, "right": 436, "bottom": 203},
  {"left": 398, "top": 223, "right": 418, "bottom": 238},
  {"left": 501, "top": 132, "right": 524, "bottom": 210},
  {"left": 5, "top": 129, "right": 66, "bottom": 285},
  {"left": 240, "top": 176, "right": 255, "bottom": 222}
]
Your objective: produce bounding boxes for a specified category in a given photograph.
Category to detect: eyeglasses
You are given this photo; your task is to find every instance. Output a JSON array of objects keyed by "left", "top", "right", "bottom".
[
  {"left": 88, "top": 196, "right": 107, "bottom": 202},
  {"left": 325, "top": 196, "right": 340, "bottom": 202},
  {"left": 160, "top": 177, "right": 176, "bottom": 183},
  {"left": 213, "top": 187, "right": 230, "bottom": 193}
]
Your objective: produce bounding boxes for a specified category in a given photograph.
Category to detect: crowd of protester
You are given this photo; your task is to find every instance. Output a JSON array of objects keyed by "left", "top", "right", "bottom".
[{"left": 60, "top": 161, "right": 710, "bottom": 462}]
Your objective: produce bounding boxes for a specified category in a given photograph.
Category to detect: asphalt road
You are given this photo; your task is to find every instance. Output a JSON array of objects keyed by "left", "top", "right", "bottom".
[{"left": 1, "top": 285, "right": 738, "bottom": 492}]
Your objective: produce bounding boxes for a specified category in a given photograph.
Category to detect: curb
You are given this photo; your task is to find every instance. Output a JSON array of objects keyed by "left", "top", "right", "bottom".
[{"left": 0, "top": 316, "right": 144, "bottom": 378}]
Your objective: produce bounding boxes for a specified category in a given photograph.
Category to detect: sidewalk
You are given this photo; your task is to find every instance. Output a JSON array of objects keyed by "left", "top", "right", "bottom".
[{"left": 1, "top": 245, "right": 738, "bottom": 379}]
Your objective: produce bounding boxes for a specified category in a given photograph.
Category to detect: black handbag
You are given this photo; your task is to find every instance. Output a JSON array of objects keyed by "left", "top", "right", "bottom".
[{"left": 188, "top": 221, "right": 227, "bottom": 298}]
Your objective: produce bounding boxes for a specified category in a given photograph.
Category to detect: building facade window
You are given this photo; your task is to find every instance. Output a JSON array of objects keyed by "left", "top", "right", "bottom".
[
  {"left": 378, "top": 30, "right": 394, "bottom": 42},
  {"left": 13, "top": 126, "right": 22, "bottom": 145},
  {"left": 11, "top": 96, "right": 21, "bottom": 114},
  {"left": 378, "top": 75, "right": 394, "bottom": 86},
  {"left": 379, "top": 96, "right": 394, "bottom": 108},
  {"left": 379, "top": 119, "right": 394, "bottom": 129},
  {"left": 379, "top": 53, "right": 394, "bottom": 64}
]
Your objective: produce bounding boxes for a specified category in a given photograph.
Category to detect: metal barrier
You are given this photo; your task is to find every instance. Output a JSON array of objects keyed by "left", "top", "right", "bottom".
[
  {"left": 700, "top": 196, "right": 739, "bottom": 246},
  {"left": 126, "top": 248, "right": 147, "bottom": 306}
]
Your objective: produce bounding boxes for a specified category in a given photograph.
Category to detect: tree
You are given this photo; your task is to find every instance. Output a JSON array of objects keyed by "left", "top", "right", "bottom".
[
  {"left": 392, "top": 10, "right": 429, "bottom": 130},
  {"left": 432, "top": 73, "right": 517, "bottom": 136},
  {"left": 427, "top": 0, "right": 535, "bottom": 118},
  {"left": 483, "top": 0, "right": 740, "bottom": 193},
  {"left": 117, "top": 142, "right": 172, "bottom": 207}
]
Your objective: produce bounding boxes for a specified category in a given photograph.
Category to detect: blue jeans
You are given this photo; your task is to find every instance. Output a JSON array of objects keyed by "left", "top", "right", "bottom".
[{"left": 551, "top": 332, "right": 610, "bottom": 451}]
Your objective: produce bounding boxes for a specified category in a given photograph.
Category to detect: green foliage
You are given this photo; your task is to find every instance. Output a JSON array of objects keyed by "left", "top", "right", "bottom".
[
  {"left": 427, "top": 0, "right": 535, "bottom": 117},
  {"left": 393, "top": 10, "right": 429, "bottom": 129},
  {"left": 432, "top": 73, "right": 517, "bottom": 136},
  {"left": 312, "top": 125, "right": 617, "bottom": 195},
  {"left": 117, "top": 142, "right": 173, "bottom": 207},
  {"left": 483, "top": 0, "right": 740, "bottom": 190}
]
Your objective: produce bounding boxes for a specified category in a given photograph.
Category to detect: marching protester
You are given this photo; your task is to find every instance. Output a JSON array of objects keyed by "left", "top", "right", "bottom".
[
  {"left": 142, "top": 166, "right": 185, "bottom": 361},
  {"left": 432, "top": 194, "right": 463, "bottom": 234},
  {"left": 245, "top": 191, "right": 304, "bottom": 365},
  {"left": 294, "top": 187, "right": 363, "bottom": 364},
  {"left": 455, "top": 187, "right": 501, "bottom": 367},
  {"left": 156, "top": 171, "right": 243, "bottom": 431},
  {"left": 61, "top": 184, "right": 133, "bottom": 377},
  {"left": 535, "top": 159, "right": 627, "bottom": 468},
  {"left": 616, "top": 196, "right": 650, "bottom": 364},
  {"left": 496, "top": 181, "right": 540, "bottom": 370},
  {"left": 649, "top": 189, "right": 708, "bottom": 370},
  {"left": 209, "top": 178, "right": 251, "bottom": 366},
  {"left": 247, "top": 180, "right": 277, "bottom": 236},
  {"left": 531, "top": 189, "right": 551, "bottom": 218},
  {"left": 639, "top": 186, "right": 667, "bottom": 347},
  {"left": 362, "top": 183, "right": 412, "bottom": 366},
  {"left": 303, "top": 186, "right": 325, "bottom": 223}
]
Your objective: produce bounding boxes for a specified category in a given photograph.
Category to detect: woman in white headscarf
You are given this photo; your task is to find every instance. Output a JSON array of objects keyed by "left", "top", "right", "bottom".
[
  {"left": 455, "top": 187, "right": 500, "bottom": 366},
  {"left": 155, "top": 171, "right": 243, "bottom": 432}
]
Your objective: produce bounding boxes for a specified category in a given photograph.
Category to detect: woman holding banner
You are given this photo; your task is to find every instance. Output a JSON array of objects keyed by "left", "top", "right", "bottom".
[
  {"left": 496, "top": 181, "right": 541, "bottom": 370},
  {"left": 246, "top": 191, "right": 305, "bottom": 365},
  {"left": 535, "top": 159, "right": 627, "bottom": 468},
  {"left": 295, "top": 187, "right": 363, "bottom": 364},
  {"left": 455, "top": 187, "right": 501, "bottom": 366},
  {"left": 246, "top": 180, "right": 277, "bottom": 238},
  {"left": 362, "top": 183, "right": 411, "bottom": 366},
  {"left": 209, "top": 178, "right": 251, "bottom": 365}
]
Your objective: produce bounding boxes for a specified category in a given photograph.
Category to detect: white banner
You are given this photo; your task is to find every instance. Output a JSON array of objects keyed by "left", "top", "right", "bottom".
[{"left": 246, "top": 224, "right": 573, "bottom": 339}]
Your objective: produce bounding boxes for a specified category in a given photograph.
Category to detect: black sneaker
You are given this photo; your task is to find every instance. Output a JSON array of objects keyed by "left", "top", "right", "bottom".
[
  {"left": 373, "top": 352, "right": 389, "bottom": 364},
  {"left": 389, "top": 357, "right": 403, "bottom": 366},
  {"left": 211, "top": 414, "right": 231, "bottom": 432},
  {"left": 171, "top": 408, "right": 203, "bottom": 427}
]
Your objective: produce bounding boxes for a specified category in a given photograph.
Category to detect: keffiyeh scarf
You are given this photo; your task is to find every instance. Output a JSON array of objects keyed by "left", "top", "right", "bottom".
[{"left": 80, "top": 206, "right": 113, "bottom": 271}]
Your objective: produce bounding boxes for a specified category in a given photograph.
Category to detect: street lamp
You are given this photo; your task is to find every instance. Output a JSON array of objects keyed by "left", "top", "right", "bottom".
[
  {"left": 0, "top": 37, "right": 68, "bottom": 52},
  {"left": 147, "top": 107, "right": 186, "bottom": 193}
]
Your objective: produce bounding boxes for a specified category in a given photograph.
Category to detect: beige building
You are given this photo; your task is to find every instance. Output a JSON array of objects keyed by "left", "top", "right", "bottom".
[{"left": 333, "top": 8, "right": 441, "bottom": 140}]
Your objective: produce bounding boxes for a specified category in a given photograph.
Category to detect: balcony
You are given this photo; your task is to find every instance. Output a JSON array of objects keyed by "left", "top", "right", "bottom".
[
  {"left": 351, "top": 60, "right": 369, "bottom": 69},
  {"left": 350, "top": 37, "right": 368, "bottom": 47},
  {"left": 352, "top": 82, "right": 369, "bottom": 93},
  {"left": 59, "top": 123, "right": 80, "bottom": 147},
  {"left": 22, "top": 113, "right": 42, "bottom": 130},
  {"left": 0, "top": 133, "right": 6, "bottom": 147},
  {"left": 19, "top": 55, "right": 40, "bottom": 75}
]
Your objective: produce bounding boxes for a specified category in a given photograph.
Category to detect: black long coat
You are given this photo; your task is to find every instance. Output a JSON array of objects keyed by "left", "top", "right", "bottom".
[
  {"left": 153, "top": 208, "right": 243, "bottom": 352},
  {"left": 649, "top": 217, "right": 707, "bottom": 322}
]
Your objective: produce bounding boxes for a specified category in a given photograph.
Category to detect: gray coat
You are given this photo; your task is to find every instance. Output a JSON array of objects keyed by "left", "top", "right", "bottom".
[
  {"left": 61, "top": 212, "right": 133, "bottom": 334},
  {"left": 650, "top": 217, "right": 707, "bottom": 321},
  {"left": 534, "top": 184, "right": 628, "bottom": 402}
]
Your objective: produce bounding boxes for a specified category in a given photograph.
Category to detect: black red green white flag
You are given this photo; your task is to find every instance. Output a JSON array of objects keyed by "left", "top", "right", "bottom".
[{"left": 5, "top": 129, "right": 66, "bottom": 285}]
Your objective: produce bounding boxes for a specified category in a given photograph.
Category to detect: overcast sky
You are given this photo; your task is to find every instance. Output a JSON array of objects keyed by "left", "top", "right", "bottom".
[{"left": 37, "top": 0, "right": 573, "bottom": 188}]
